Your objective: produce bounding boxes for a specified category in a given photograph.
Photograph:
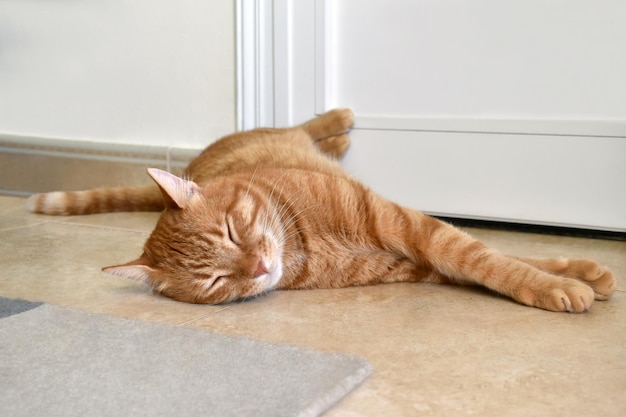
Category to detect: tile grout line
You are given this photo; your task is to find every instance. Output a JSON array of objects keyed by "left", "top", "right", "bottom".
[
  {"left": 175, "top": 306, "right": 234, "bottom": 326},
  {"left": 26, "top": 214, "right": 154, "bottom": 235},
  {"left": 0, "top": 220, "right": 51, "bottom": 233},
  {"left": 47, "top": 220, "right": 152, "bottom": 235},
  {"left": 1, "top": 203, "right": 156, "bottom": 235}
]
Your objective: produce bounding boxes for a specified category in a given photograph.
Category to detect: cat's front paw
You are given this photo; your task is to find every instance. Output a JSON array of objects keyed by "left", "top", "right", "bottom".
[{"left": 536, "top": 279, "right": 595, "bottom": 313}]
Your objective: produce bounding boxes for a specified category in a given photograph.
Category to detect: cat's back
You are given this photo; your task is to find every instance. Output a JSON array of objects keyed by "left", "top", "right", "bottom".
[
  {"left": 186, "top": 122, "right": 350, "bottom": 186},
  {"left": 25, "top": 109, "right": 354, "bottom": 216}
]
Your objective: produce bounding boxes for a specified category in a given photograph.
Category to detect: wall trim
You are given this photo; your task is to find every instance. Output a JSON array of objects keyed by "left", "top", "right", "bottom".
[
  {"left": 0, "top": 134, "right": 199, "bottom": 168},
  {"left": 353, "top": 115, "right": 626, "bottom": 138},
  {"left": 236, "top": 0, "right": 276, "bottom": 130},
  {"left": 0, "top": 134, "right": 200, "bottom": 195}
]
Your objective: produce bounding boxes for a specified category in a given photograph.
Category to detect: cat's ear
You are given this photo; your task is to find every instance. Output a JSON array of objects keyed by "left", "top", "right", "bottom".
[
  {"left": 147, "top": 168, "right": 201, "bottom": 209},
  {"left": 102, "top": 253, "right": 155, "bottom": 285}
]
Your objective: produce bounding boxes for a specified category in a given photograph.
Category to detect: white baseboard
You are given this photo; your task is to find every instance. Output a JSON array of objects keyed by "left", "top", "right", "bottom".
[{"left": 0, "top": 134, "right": 200, "bottom": 194}]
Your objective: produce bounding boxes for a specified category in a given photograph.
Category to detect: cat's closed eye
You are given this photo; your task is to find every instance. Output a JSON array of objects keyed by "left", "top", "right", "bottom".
[
  {"left": 167, "top": 243, "right": 187, "bottom": 257},
  {"left": 226, "top": 218, "right": 241, "bottom": 246}
]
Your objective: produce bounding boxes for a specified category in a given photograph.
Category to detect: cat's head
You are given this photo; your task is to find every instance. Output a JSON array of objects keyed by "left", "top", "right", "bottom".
[{"left": 103, "top": 168, "right": 284, "bottom": 304}]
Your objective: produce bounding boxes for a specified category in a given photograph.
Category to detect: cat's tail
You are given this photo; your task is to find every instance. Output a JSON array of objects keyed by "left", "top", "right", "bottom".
[{"left": 25, "top": 185, "right": 164, "bottom": 215}]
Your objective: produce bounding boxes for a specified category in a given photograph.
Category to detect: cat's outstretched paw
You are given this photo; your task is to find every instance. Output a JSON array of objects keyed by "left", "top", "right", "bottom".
[
  {"left": 519, "top": 257, "right": 617, "bottom": 302},
  {"left": 536, "top": 279, "right": 595, "bottom": 313},
  {"left": 565, "top": 259, "right": 617, "bottom": 301}
]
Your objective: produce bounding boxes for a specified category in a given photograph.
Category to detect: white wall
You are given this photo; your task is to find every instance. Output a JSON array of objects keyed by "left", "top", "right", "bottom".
[{"left": 0, "top": 0, "right": 235, "bottom": 149}]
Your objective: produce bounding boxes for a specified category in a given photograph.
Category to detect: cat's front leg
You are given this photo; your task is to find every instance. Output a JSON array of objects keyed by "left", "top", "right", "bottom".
[
  {"left": 421, "top": 224, "right": 600, "bottom": 312},
  {"left": 376, "top": 204, "right": 601, "bottom": 312},
  {"left": 442, "top": 248, "right": 598, "bottom": 312}
]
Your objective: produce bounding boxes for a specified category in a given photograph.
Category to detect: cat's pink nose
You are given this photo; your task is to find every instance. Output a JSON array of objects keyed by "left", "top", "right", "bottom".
[{"left": 253, "top": 260, "right": 269, "bottom": 277}]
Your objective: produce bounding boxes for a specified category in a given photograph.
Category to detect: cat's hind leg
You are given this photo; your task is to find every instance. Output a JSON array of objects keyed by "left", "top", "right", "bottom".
[
  {"left": 314, "top": 134, "right": 351, "bottom": 159},
  {"left": 300, "top": 108, "right": 354, "bottom": 159},
  {"left": 300, "top": 108, "right": 354, "bottom": 139},
  {"left": 516, "top": 257, "right": 617, "bottom": 301}
]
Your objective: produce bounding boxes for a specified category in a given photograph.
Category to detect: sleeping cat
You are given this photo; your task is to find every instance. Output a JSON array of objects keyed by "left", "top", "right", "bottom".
[{"left": 27, "top": 109, "right": 616, "bottom": 312}]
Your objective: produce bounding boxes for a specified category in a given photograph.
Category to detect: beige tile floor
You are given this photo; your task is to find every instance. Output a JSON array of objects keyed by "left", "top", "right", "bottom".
[{"left": 1, "top": 194, "right": 624, "bottom": 416}]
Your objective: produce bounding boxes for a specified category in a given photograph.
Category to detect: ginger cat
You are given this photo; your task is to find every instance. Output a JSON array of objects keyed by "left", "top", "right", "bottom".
[{"left": 27, "top": 109, "right": 616, "bottom": 312}]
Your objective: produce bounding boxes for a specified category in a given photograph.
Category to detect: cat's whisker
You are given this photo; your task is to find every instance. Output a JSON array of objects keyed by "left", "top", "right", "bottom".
[
  {"left": 244, "top": 163, "right": 261, "bottom": 200},
  {"left": 266, "top": 201, "right": 298, "bottom": 237},
  {"left": 263, "top": 172, "right": 290, "bottom": 235},
  {"left": 281, "top": 203, "right": 319, "bottom": 230},
  {"left": 271, "top": 202, "right": 319, "bottom": 247},
  {"left": 272, "top": 189, "right": 308, "bottom": 221},
  {"left": 275, "top": 228, "right": 308, "bottom": 248},
  {"left": 273, "top": 189, "right": 289, "bottom": 223},
  {"left": 263, "top": 171, "right": 287, "bottom": 234},
  {"left": 277, "top": 220, "right": 313, "bottom": 240},
  {"left": 269, "top": 196, "right": 297, "bottom": 236},
  {"left": 270, "top": 176, "right": 298, "bottom": 223}
]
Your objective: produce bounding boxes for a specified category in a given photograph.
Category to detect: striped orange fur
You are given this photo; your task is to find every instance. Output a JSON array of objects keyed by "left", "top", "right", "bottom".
[
  {"left": 28, "top": 109, "right": 616, "bottom": 311},
  {"left": 26, "top": 186, "right": 163, "bottom": 215}
]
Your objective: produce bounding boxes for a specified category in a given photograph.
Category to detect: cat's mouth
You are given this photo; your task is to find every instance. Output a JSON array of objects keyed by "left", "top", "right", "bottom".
[
  {"left": 255, "top": 232, "right": 284, "bottom": 291},
  {"left": 257, "top": 257, "right": 283, "bottom": 290}
]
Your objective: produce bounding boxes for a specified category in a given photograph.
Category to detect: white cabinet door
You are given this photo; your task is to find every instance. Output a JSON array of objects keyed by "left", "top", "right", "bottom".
[{"left": 239, "top": 0, "right": 626, "bottom": 232}]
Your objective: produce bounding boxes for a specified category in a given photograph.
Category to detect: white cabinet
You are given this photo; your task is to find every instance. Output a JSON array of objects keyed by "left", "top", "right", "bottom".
[{"left": 238, "top": 0, "right": 626, "bottom": 231}]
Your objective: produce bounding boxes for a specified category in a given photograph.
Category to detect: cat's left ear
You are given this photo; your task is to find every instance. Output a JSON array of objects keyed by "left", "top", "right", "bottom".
[
  {"left": 147, "top": 168, "right": 200, "bottom": 209},
  {"left": 102, "top": 253, "right": 155, "bottom": 285}
]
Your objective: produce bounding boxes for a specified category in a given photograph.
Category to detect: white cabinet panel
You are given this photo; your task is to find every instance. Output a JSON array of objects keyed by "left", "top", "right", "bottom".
[
  {"left": 342, "top": 130, "right": 626, "bottom": 231},
  {"left": 240, "top": 0, "right": 626, "bottom": 231},
  {"left": 328, "top": 0, "right": 626, "bottom": 124}
]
